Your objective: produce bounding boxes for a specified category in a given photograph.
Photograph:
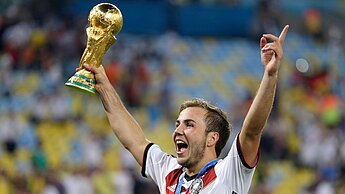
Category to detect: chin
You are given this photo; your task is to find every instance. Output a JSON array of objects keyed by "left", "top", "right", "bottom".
[
  {"left": 177, "top": 157, "right": 196, "bottom": 169},
  {"left": 177, "top": 157, "right": 188, "bottom": 167}
]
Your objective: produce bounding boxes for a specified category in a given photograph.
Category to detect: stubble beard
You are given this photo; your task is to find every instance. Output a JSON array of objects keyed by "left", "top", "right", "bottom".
[{"left": 178, "top": 138, "right": 206, "bottom": 169}]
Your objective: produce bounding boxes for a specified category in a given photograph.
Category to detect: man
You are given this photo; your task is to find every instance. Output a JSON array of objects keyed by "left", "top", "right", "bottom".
[{"left": 82, "top": 25, "right": 289, "bottom": 194}]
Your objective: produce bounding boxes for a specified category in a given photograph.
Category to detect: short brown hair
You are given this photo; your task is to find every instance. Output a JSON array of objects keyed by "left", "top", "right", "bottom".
[{"left": 179, "top": 98, "right": 232, "bottom": 157}]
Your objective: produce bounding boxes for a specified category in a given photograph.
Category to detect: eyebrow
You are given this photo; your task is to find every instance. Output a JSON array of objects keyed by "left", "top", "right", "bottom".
[{"left": 175, "top": 119, "right": 196, "bottom": 124}]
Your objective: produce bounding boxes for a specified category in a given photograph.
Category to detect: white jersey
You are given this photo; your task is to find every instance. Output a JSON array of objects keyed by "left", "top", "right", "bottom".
[{"left": 141, "top": 134, "right": 259, "bottom": 194}]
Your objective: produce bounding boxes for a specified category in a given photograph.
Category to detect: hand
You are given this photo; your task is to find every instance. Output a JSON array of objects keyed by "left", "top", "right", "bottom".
[
  {"left": 260, "top": 25, "right": 289, "bottom": 76},
  {"left": 82, "top": 63, "right": 110, "bottom": 92}
]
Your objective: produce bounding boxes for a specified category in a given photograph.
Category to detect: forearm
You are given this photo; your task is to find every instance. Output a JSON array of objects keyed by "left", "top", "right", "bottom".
[
  {"left": 239, "top": 25, "right": 288, "bottom": 166},
  {"left": 238, "top": 71, "right": 277, "bottom": 166},
  {"left": 98, "top": 82, "right": 150, "bottom": 165},
  {"left": 242, "top": 71, "right": 278, "bottom": 137}
]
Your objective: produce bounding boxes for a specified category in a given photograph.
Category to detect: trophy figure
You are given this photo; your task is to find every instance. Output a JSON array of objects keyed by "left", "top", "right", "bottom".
[{"left": 65, "top": 3, "right": 123, "bottom": 94}]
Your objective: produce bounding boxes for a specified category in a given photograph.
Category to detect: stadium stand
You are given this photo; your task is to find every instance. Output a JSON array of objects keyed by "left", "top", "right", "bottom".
[{"left": 0, "top": 0, "right": 344, "bottom": 193}]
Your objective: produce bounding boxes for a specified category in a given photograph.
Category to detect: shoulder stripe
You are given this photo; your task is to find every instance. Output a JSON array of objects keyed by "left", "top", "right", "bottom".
[
  {"left": 141, "top": 142, "right": 155, "bottom": 177},
  {"left": 236, "top": 134, "right": 260, "bottom": 169}
]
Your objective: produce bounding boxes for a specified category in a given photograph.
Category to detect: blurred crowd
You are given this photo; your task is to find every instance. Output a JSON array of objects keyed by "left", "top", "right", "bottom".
[{"left": 0, "top": 0, "right": 345, "bottom": 194}]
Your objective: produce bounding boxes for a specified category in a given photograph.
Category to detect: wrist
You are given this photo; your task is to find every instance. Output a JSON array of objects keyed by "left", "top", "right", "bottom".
[
  {"left": 97, "top": 82, "right": 112, "bottom": 94},
  {"left": 264, "top": 71, "right": 279, "bottom": 82},
  {"left": 265, "top": 69, "right": 279, "bottom": 78}
]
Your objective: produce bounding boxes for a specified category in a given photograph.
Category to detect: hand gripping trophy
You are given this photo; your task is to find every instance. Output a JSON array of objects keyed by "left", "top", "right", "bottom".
[{"left": 65, "top": 3, "right": 123, "bottom": 94}]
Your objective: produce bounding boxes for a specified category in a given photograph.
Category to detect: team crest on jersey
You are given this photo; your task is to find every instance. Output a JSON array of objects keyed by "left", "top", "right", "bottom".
[{"left": 189, "top": 178, "right": 204, "bottom": 194}]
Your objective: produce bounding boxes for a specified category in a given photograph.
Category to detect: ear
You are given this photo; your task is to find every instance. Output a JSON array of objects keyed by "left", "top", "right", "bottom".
[{"left": 206, "top": 132, "right": 219, "bottom": 147}]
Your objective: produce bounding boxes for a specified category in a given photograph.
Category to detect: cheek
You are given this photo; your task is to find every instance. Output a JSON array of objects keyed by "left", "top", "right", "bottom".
[
  {"left": 187, "top": 130, "right": 206, "bottom": 144},
  {"left": 184, "top": 129, "right": 196, "bottom": 140}
]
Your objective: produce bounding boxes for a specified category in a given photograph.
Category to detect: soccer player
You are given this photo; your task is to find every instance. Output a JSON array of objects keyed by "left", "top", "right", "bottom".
[{"left": 83, "top": 25, "right": 289, "bottom": 194}]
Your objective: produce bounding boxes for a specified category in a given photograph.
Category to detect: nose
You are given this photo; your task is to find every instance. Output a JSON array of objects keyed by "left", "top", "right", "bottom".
[{"left": 174, "top": 124, "right": 184, "bottom": 136}]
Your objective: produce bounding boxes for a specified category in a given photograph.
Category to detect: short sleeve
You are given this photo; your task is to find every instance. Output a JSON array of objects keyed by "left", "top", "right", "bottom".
[
  {"left": 215, "top": 133, "right": 259, "bottom": 194},
  {"left": 141, "top": 143, "right": 180, "bottom": 192}
]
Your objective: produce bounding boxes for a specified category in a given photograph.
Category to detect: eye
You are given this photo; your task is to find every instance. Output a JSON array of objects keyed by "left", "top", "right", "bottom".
[
  {"left": 186, "top": 122, "right": 193, "bottom": 127},
  {"left": 175, "top": 122, "right": 180, "bottom": 128}
]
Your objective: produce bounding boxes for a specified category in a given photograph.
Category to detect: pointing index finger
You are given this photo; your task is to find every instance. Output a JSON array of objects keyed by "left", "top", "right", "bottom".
[{"left": 279, "top": 25, "right": 289, "bottom": 45}]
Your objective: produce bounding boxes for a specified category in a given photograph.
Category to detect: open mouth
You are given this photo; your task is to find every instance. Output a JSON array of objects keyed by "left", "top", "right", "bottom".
[{"left": 176, "top": 140, "right": 188, "bottom": 154}]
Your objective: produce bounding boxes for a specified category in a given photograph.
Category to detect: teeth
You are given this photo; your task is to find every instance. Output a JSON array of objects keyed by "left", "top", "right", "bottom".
[{"left": 176, "top": 140, "right": 185, "bottom": 144}]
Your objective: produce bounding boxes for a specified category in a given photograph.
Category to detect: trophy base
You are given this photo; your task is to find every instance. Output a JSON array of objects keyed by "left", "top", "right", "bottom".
[{"left": 65, "top": 69, "right": 97, "bottom": 94}]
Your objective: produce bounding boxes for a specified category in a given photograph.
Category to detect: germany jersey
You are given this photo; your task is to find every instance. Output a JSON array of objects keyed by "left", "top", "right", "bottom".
[{"left": 141, "top": 134, "right": 259, "bottom": 194}]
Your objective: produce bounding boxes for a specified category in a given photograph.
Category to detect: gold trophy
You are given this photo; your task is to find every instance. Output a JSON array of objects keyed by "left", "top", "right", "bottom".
[{"left": 65, "top": 3, "right": 123, "bottom": 94}]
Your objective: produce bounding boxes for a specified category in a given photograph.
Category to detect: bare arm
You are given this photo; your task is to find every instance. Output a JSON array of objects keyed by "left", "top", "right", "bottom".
[
  {"left": 84, "top": 64, "right": 150, "bottom": 166},
  {"left": 239, "top": 25, "right": 289, "bottom": 166}
]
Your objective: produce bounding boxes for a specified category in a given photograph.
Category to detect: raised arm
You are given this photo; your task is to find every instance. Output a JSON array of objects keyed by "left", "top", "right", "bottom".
[
  {"left": 84, "top": 64, "right": 150, "bottom": 166},
  {"left": 239, "top": 25, "right": 289, "bottom": 166}
]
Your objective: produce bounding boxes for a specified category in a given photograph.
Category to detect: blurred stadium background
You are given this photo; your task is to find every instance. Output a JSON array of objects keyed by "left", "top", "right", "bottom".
[{"left": 0, "top": 0, "right": 345, "bottom": 193}]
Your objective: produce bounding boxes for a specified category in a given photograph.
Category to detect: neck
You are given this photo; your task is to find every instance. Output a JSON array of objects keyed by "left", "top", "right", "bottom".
[{"left": 185, "top": 156, "right": 217, "bottom": 176}]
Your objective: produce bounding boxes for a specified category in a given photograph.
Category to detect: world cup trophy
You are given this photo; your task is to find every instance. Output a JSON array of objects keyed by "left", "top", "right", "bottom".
[{"left": 65, "top": 3, "right": 123, "bottom": 94}]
